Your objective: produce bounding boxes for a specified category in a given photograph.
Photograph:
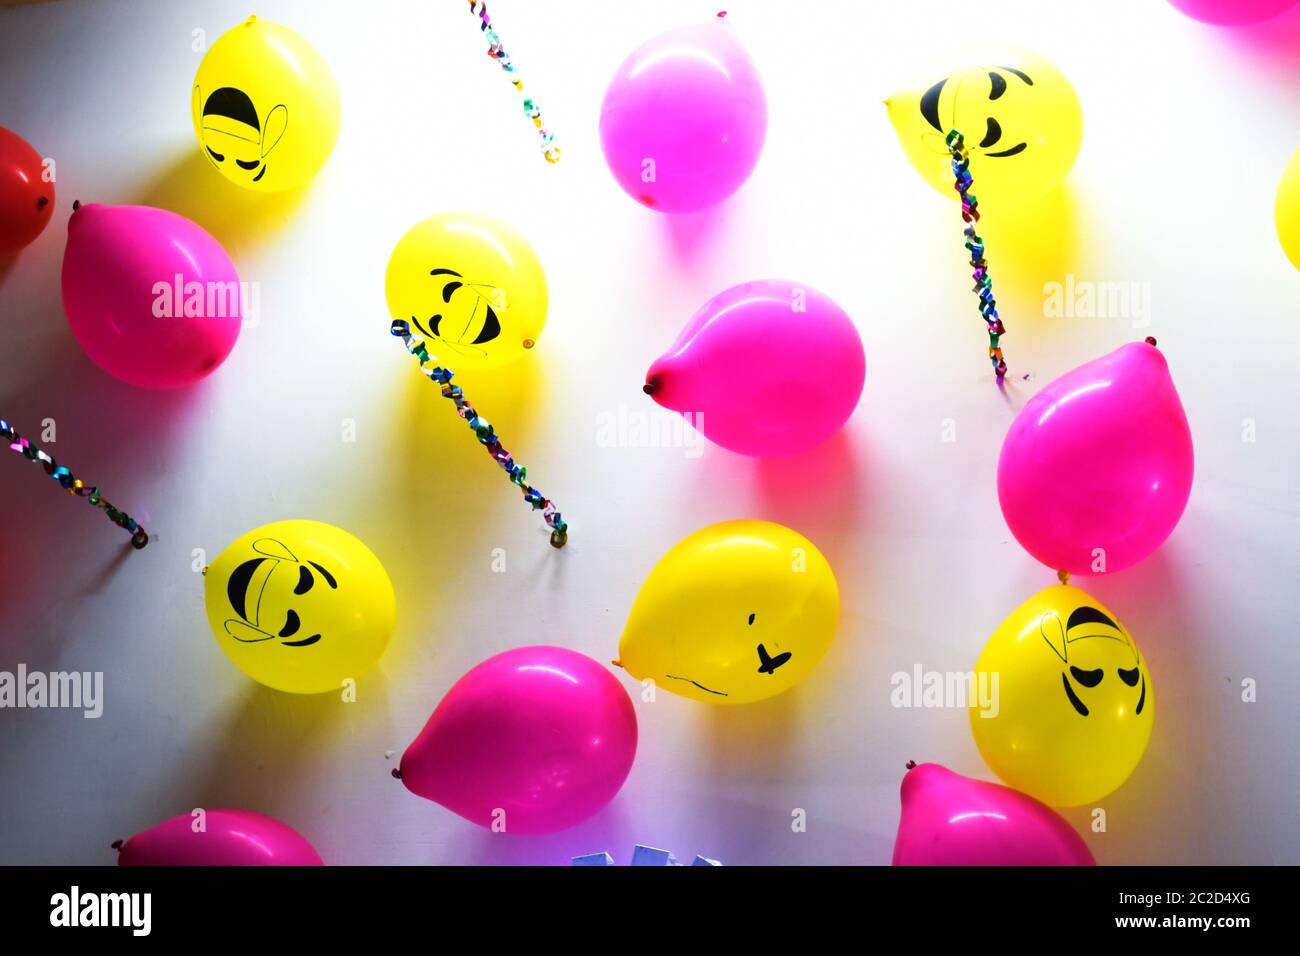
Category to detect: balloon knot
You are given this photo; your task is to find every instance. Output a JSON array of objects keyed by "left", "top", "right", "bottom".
[
  {"left": 905, "top": 760, "right": 917, "bottom": 770},
  {"left": 611, "top": 659, "right": 623, "bottom": 669},
  {"left": 391, "top": 768, "right": 402, "bottom": 780},
  {"left": 1057, "top": 569, "right": 1070, "bottom": 586},
  {"left": 111, "top": 839, "right": 123, "bottom": 851},
  {"left": 72, "top": 199, "right": 81, "bottom": 211},
  {"left": 1144, "top": 336, "right": 1158, "bottom": 347},
  {"left": 717, "top": 10, "right": 727, "bottom": 17},
  {"left": 642, "top": 382, "right": 656, "bottom": 396}
]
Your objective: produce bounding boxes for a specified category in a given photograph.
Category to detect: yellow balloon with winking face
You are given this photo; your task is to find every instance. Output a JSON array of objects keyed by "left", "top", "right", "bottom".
[
  {"left": 204, "top": 520, "right": 395, "bottom": 694},
  {"left": 617, "top": 520, "right": 839, "bottom": 705},
  {"left": 970, "top": 584, "right": 1154, "bottom": 807},
  {"left": 886, "top": 51, "right": 1082, "bottom": 207}
]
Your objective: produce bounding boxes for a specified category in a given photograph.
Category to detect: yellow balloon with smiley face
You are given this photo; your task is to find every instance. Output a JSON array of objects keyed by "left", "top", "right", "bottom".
[
  {"left": 886, "top": 51, "right": 1082, "bottom": 207},
  {"left": 970, "top": 584, "right": 1154, "bottom": 807},
  {"left": 204, "top": 520, "right": 395, "bottom": 694},
  {"left": 617, "top": 520, "right": 839, "bottom": 705},
  {"left": 385, "top": 212, "right": 548, "bottom": 371},
  {"left": 192, "top": 16, "right": 340, "bottom": 192}
]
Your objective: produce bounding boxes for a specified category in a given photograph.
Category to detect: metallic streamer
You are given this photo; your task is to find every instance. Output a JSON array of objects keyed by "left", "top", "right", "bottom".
[
  {"left": 946, "top": 129, "right": 1007, "bottom": 379},
  {"left": 390, "top": 320, "right": 568, "bottom": 548},
  {"left": 468, "top": 1, "right": 561, "bottom": 163},
  {"left": 1, "top": 417, "right": 149, "bottom": 549}
]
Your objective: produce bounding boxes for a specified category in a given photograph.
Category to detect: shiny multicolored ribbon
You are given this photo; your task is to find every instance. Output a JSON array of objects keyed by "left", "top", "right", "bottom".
[
  {"left": 1, "top": 417, "right": 149, "bottom": 549},
  {"left": 467, "top": 1, "right": 561, "bottom": 163},
  {"left": 390, "top": 320, "right": 568, "bottom": 548},
  {"left": 946, "top": 129, "right": 1007, "bottom": 379}
]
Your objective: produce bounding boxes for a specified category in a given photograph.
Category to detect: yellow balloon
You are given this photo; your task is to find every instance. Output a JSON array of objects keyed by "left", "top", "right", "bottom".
[
  {"left": 886, "top": 51, "right": 1083, "bottom": 207},
  {"left": 192, "top": 16, "right": 340, "bottom": 192},
  {"left": 1276, "top": 147, "right": 1300, "bottom": 271},
  {"left": 204, "top": 520, "right": 395, "bottom": 694},
  {"left": 385, "top": 212, "right": 548, "bottom": 370},
  {"left": 617, "top": 520, "right": 839, "bottom": 705},
  {"left": 970, "top": 584, "right": 1154, "bottom": 806}
]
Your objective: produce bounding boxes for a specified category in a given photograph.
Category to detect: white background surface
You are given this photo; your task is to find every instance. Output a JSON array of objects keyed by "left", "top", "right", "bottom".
[{"left": 1, "top": 0, "right": 1298, "bottom": 865}]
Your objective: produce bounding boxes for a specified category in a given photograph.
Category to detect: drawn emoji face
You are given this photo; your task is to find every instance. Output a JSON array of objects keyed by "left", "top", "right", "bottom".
[
  {"left": 223, "top": 538, "right": 336, "bottom": 648},
  {"left": 194, "top": 86, "right": 287, "bottom": 185},
  {"left": 618, "top": 520, "right": 839, "bottom": 705},
  {"left": 204, "top": 519, "right": 397, "bottom": 694},
  {"left": 385, "top": 213, "right": 549, "bottom": 371},
  {"left": 1041, "top": 605, "right": 1148, "bottom": 720},
  {"left": 885, "top": 51, "right": 1083, "bottom": 207},
  {"left": 410, "top": 268, "right": 506, "bottom": 361},
  {"left": 970, "top": 584, "right": 1154, "bottom": 806}
]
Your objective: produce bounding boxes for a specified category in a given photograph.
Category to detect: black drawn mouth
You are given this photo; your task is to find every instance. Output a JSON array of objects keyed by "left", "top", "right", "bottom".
[{"left": 666, "top": 674, "right": 728, "bottom": 697}]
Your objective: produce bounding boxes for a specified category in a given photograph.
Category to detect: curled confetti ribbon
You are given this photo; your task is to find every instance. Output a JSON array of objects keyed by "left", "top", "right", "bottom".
[
  {"left": 946, "top": 129, "right": 1007, "bottom": 379},
  {"left": 1, "top": 417, "right": 149, "bottom": 549},
  {"left": 468, "top": 1, "right": 561, "bottom": 163},
  {"left": 390, "top": 320, "right": 568, "bottom": 548}
]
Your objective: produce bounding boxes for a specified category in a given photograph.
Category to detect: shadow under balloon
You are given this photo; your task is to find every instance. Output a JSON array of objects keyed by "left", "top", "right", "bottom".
[
  {"left": 979, "top": 182, "right": 1080, "bottom": 309},
  {"left": 376, "top": 353, "right": 547, "bottom": 656},
  {"left": 181, "top": 670, "right": 392, "bottom": 824},
  {"left": 134, "top": 149, "right": 314, "bottom": 253}
]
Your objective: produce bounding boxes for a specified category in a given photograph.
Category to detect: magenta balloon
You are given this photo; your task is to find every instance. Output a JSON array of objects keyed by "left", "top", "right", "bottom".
[
  {"left": 892, "top": 763, "right": 1095, "bottom": 866},
  {"left": 1168, "top": 0, "right": 1298, "bottom": 25},
  {"left": 62, "top": 203, "right": 242, "bottom": 389},
  {"left": 998, "top": 341, "right": 1193, "bottom": 576},
  {"left": 599, "top": 20, "right": 766, "bottom": 213},
  {"left": 116, "top": 809, "right": 323, "bottom": 866},
  {"left": 398, "top": 646, "right": 637, "bottom": 835},
  {"left": 645, "top": 279, "right": 865, "bottom": 457}
]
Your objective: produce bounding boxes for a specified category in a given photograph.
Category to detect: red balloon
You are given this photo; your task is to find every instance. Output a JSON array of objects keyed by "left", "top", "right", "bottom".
[{"left": 0, "top": 127, "right": 54, "bottom": 254}]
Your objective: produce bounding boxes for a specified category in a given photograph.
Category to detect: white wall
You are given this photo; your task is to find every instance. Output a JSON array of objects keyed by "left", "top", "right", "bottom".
[{"left": 1, "top": 0, "right": 1297, "bottom": 864}]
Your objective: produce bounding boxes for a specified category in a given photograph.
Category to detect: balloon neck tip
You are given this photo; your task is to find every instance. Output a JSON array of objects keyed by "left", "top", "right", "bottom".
[
  {"left": 1144, "top": 336, "right": 1158, "bottom": 348},
  {"left": 71, "top": 199, "right": 81, "bottom": 212},
  {"left": 642, "top": 382, "right": 657, "bottom": 396},
  {"left": 611, "top": 659, "right": 624, "bottom": 669},
  {"left": 111, "top": 839, "right": 123, "bottom": 851},
  {"left": 390, "top": 767, "right": 402, "bottom": 780},
  {"left": 905, "top": 759, "right": 917, "bottom": 771}
]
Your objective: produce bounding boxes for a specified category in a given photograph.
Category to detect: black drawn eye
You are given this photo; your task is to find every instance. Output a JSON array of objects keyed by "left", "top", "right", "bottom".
[
  {"left": 979, "top": 117, "right": 1002, "bottom": 148},
  {"left": 747, "top": 613, "right": 756, "bottom": 626},
  {"left": 207, "top": 147, "right": 225, "bottom": 163},
  {"left": 1118, "top": 667, "right": 1140, "bottom": 687},
  {"left": 1069, "top": 666, "right": 1104, "bottom": 688},
  {"left": 278, "top": 609, "right": 301, "bottom": 638}
]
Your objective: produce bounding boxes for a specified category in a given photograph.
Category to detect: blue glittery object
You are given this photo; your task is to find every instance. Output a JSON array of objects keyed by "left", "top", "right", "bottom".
[
  {"left": 571, "top": 845, "right": 723, "bottom": 866},
  {"left": 390, "top": 320, "right": 568, "bottom": 547}
]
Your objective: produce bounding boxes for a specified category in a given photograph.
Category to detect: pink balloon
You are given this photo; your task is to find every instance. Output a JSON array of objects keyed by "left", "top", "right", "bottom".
[
  {"left": 397, "top": 646, "right": 637, "bottom": 835},
  {"left": 600, "top": 19, "right": 766, "bottom": 213},
  {"left": 115, "top": 809, "right": 323, "bottom": 866},
  {"left": 645, "top": 279, "right": 865, "bottom": 457},
  {"left": 62, "top": 203, "right": 242, "bottom": 389},
  {"left": 893, "top": 763, "right": 1095, "bottom": 866},
  {"left": 998, "top": 341, "right": 1193, "bottom": 576},
  {"left": 1168, "top": 0, "right": 1298, "bottom": 25}
]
